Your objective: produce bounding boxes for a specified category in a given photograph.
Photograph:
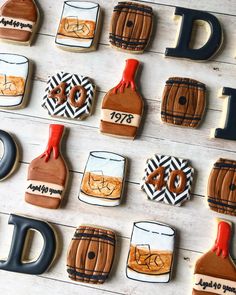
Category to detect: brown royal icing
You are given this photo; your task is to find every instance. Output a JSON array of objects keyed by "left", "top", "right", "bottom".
[
  {"left": 161, "top": 77, "right": 206, "bottom": 128},
  {"left": 100, "top": 59, "right": 143, "bottom": 139},
  {"left": 0, "top": 0, "right": 38, "bottom": 43},
  {"left": 25, "top": 124, "right": 68, "bottom": 209},
  {"left": 193, "top": 220, "right": 236, "bottom": 295},
  {"left": 67, "top": 225, "right": 116, "bottom": 284},
  {"left": 208, "top": 158, "right": 236, "bottom": 217},
  {"left": 109, "top": 1, "right": 153, "bottom": 53}
]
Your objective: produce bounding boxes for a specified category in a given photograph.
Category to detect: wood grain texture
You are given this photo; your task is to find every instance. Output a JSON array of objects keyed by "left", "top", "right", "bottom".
[{"left": 0, "top": 0, "right": 235, "bottom": 294}]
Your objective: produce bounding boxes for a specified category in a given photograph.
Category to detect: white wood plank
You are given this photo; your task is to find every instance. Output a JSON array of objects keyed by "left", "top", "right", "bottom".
[{"left": 0, "top": 213, "right": 214, "bottom": 295}]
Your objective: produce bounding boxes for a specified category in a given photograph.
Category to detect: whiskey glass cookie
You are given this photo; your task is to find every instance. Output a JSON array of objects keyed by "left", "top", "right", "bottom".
[
  {"left": 42, "top": 72, "right": 95, "bottom": 120},
  {"left": 0, "top": 53, "right": 30, "bottom": 109},
  {"left": 25, "top": 124, "right": 68, "bottom": 209},
  {"left": 126, "top": 221, "right": 175, "bottom": 283},
  {"left": 141, "top": 154, "right": 194, "bottom": 206},
  {"left": 161, "top": 77, "right": 206, "bottom": 128},
  {"left": 109, "top": 1, "right": 153, "bottom": 53},
  {"left": 79, "top": 151, "right": 127, "bottom": 206},
  {"left": 67, "top": 225, "right": 116, "bottom": 284},
  {"left": 55, "top": 1, "right": 101, "bottom": 52},
  {"left": 0, "top": 0, "right": 39, "bottom": 45}
]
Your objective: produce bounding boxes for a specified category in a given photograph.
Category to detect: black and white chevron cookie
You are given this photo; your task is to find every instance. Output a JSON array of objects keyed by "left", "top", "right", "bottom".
[
  {"left": 141, "top": 154, "right": 194, "bottom": 206},
  {"left": 42, "top": 72, "right": 95, "bottom": 120}
]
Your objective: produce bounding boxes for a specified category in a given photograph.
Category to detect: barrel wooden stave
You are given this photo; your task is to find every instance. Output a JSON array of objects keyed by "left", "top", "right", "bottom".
[
  {"left": 109, "top": 1, "right": 153, "bottom": 52},
  {"left": 161, "top": 77, "right": 206, "bottom": 128},
  {"left": 67, "top": 226, "right": 116, "bottom": 284},
  {"left": 208, "top": 158, "right": 236, "bottom": 216}
]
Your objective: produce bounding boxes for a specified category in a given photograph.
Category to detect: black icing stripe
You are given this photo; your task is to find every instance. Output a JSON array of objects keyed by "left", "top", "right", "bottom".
[
  {"left": 0, "top": 130, "right": 17, "bottom": 180},
  {"left": 161, "top": 112, "right": 201, "bottom": 121},
  {"left": 67, "top": 268, "right": 108, "bottom": 280},
  {"left": 109, "top": 34, "right": 148, "bottom": 46},
  {"left": 214, "top": 162, "right": 236, "bottom": 169},
  {"left": 74, "top": 232, "right": 115, "bottom": 244},
  {"left": 208, "top": 198, "right": 236, "bottom": 210},
  {"left": 114, "top": 4, "right": 153, "bottom": 14},
  {"left": 166, "top": 79, "right": 206, "bottom": 90}
]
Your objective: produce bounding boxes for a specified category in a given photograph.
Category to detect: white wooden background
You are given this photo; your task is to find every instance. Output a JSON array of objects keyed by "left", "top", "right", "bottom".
[{"left": 0, "top": 0, "right": 235, "bottom": 294}]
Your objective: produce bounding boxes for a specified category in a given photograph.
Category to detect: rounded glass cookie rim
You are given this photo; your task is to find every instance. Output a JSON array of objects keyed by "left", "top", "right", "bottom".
[
  {"left": 133, "top": 221, "right": 175, "bottom": 237},
  {"left": 0, "top": 53, "right": 29, "bottom": 65},
  {"left": 89, "top": 151, "right": 126, "bottom": 162},
  {"left": 64, "top": 1, "right": 99, "bottom": 10}
]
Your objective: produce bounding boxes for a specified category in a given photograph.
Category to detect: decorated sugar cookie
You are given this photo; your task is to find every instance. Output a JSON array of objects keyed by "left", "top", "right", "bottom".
[
  {"left": 109, "top": 1, "right": 153, "bottom": 53},
  {"left": 0, "top": 53, "right": 29, "bottom": 109},
  {"left": 0, "top": 214, "right": 56, "bottom": 275},
  {"left": 0, "top": 0, "right": 39, "bottom": 45},
  {"left": 208, "top": 158, "right": 236, "bottom": 217},
  {"left": 161, "top": 77, "right": 206, "bottom": 128},
  {"left": 141, "top": 154, "right": 194, "bottom": 206},
  {"left": 0, "top": 129, "right": 18, "bottom": 181},
  {"left": 67, "top": 225, "right": 116, "bottom": 284},
  {"left": 79, "top": 151, "right": 127, "bottom": 206},
  {"left": 126, "top": 221, "right": 175, "bottom": 283},
  {"left": 100, "top": 59, "right": 144, "bottom": 139},
  {"left": 42, "top": 72, "right": 95, "bottom": 120},
  {"left": 165, "top": 7, "right": 223, "bottom": 61},
  {"left": 55, "top": 1, "right": 101, "bottom": 52},
  {"left": 193, "top": 219, "right": 236, "bottom": 294},
  {"left": 25, "top": 124, "right": 68, "bottom": 209},
  {"left": 213, "top": 87, "right": 236, "bottom": 141}
]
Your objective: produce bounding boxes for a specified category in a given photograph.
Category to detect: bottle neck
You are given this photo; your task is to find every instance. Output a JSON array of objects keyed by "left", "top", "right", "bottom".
[
  {"left": 40, "top": 124, "right": 64, "bottom": 162},
  {"left": 212, "top": 221, "right": 231, "bottom": 258},
  {"left": 122, "top": 59, "right": 139, "bottom": 81}
]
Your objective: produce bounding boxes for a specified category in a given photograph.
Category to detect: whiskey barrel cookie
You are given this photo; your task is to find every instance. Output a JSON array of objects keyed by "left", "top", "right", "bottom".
[
  {"left": 161, "top": 77, "right": 206, "bottom": 128},
  {"left": 126, "top": 221, "right": 175, "bottom": 283},
  {"left": 193, "top": 219, "right": 236, "bottom": 294},
  {"left": 42, "top": 72, "right": 95, "bottom": 120},
  {"left": 55, "top": 1, "right": 101, "bottom": 52},
  {"left": 0, "top": 0, "right": 39, "bottom": 45},
  {"left": 141, "top": 154, "right": 194, "bottom": 206},
  {"left": 25, "top": 124, "right": 68, "bottom": 209},
  {"left": 109, "top": 1, "right": 153, "bottom": 53},
  {"left": 100, "top": 59, "right": 144, "bottom": 139},
  {"left": 0, "top": 129, "right": 18, "bottom": 181},
  {"left": 208, "top": 158, "right": 236, "bottom": 217},
  {"left": 67, "top": 225, "right": 116, "bottom": 284},
  {"left": 79, "top": 151, "right": 127, "bottom": 206},
  {"left": 0, "top": 53, "right": 30, "bottom": 109}
]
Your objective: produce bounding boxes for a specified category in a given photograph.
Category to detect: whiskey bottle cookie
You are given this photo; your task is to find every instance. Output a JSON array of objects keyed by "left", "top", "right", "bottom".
[{"left": 100, "top": 59, "right": 144, "bottom": 139}]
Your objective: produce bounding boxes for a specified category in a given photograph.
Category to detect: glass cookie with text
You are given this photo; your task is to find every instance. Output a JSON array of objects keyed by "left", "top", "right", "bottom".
[
  {"left": 161, "top": 77, "right": 206, "bottom": 128},
  {"left": 126, "top": 221, "right": 175, "bottom": 283},
  {"left": 208, "top": 158, "right": 236, "bottom": 217},
  {"left": 55, "top": 1, "right": 101, "bottom": 52},
  {"left": 25, "top": 124, "right": 68, "bottom": 209},
  {"left": 0, "top": 53, "right": 30, "bottom": 109},
  {"left": 67, "top": 225, "right": 116, "bottom": 284},
  {"left": 141, "top": 154, "right": 194, "bottom": 206},
  {"left": 100, "top": 59, "right": 144, "bottom": 139},
  {"left": 79, "top": 151, "right": 127, "bottom": 206},
  {"left": 42, "top": 72, "right": 96, "bottom": 120},
  {"left": 109, "top": 1, "right": 153, "bottom": 54},
  {"left": 0, "top": 0, "right": 39, "bottom": 45},
  {"left": 193, "top": 219, "right": 236, "bottom": 294}
]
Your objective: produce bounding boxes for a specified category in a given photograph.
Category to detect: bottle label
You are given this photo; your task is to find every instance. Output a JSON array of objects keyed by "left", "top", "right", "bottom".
[
  {"left": 0, "top": 16, "right": 34, "bottom": 32},
  {"left": 193, "top": 274, "right": 236, "bottom": 294},
  {"left": 26, "top": 180, "right": 64, "bottom": 199},
  {"left": 101, "top": 109, "right": 141, "bottom": 127}
]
